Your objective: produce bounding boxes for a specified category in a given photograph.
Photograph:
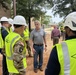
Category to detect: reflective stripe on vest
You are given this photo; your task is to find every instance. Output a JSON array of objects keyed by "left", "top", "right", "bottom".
[
  {"left": 7, "top": 35, "right": 26, "bottom": 60},
  {"left": 23, "top": 29, "right": 29, "bottom": 40},
  {"left": 0, "top": 27, "right": 12, "bottom": 48},
  {"left": 5, "top": 32, "right": 27, "bottom": 73},
  {"left": 7, "top": 35, "right": 19, "bottom": 60},
  {"left": 57, "top": 39, "right": 76, "bottom": 75},
  {"left": 61, "top": 42, "right": 70, "bottom": 75}
]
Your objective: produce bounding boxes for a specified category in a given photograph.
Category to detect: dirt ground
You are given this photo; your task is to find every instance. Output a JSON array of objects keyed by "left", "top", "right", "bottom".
[{"left": 0, "top": 29, "right": 62, "bottom": 75}]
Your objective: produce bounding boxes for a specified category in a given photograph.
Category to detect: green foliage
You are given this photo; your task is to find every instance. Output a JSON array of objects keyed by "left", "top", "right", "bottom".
[
  {"left": 16, "top": 0, "right": 50, "bottom": 22},
  {"left": 58, "top": 21, "right": 64, "bottom": 27},
  {"left": 47, "top": 0, "right": 76, "bottom": 17},
  {"left": 41, "top": 15, "right": 51, "bottom": 25}
]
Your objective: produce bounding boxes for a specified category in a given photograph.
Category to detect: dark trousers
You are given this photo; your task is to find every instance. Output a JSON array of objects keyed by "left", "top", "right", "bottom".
[
  {"left": 0, "top": 48, "right": 2, "bottom": 53},
  {"left": 53, "top": 37, "right": 59, "bottom": 45},
  {"left": 33, "top": 44, "right": 44, "bottom": 69},
  {"left": 2, "top": 55, "right": 9, "bottom": 75}
]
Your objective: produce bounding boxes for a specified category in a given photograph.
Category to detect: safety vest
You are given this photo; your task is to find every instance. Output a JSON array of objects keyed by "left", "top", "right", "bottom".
[
  {"left": 56, "top": 39, "right": 76, "bottom": 75},
  {"left": 5, "top": 32, "right": 27, "bottom": 73},
  {"left": 60, "top": 26, "right": 64, "bottom": 32},
  {"left": 0, "top": 28, "right": 4, "bottom": 48},
  {"left": 0, "top": 27, "right": 12, "bottom": 48},
  {"left": 7, "top": 27, "right": 13, "bottom": 33},
  {"left": 23, "top": 28, "right": 29, "bottom": 41}
]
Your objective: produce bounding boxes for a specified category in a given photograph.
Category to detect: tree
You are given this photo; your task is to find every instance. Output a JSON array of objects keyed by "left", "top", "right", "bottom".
[
  {"left": 58, "top": 21, "right": 64, "bottom": 27},
  {"left": 41, "top": 15, "right": 51, "bottom": 25},
  {"left": 47, "top": 0, "right": 76, "bottom": 17},
  {"left": 16, "top": 0, "right": 50, "bottom": 31}
]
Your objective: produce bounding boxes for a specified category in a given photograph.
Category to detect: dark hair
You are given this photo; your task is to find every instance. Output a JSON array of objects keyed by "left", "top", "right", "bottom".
[
  {"left": 72, "top": 31, "right": 76, "bottom": 35},
  {"left": 14, "top": 24, "right": 23, "bottom": 28},
  {"left": 1, "top": 21, "right": 7, "bottom": 25},
  {"left": 65, "top": 26, "right": 76, "bottom": 35}
]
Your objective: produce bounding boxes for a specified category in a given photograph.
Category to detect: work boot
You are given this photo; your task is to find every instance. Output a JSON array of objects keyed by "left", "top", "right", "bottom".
[
  {"left": 39, "top": 67, "right": 43, "bottom": 71},
  {"left": 34, "top": 68, "right": 38, "bottom": 73},
  {"left": 28, "top": 54, "right": 33, "bottom": 57}
]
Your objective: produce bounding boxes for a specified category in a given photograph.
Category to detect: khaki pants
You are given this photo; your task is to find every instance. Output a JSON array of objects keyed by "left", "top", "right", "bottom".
[
  {"left": 9, "top": 69, "right": 26, "bottom": 75},
  {"left": 26, "top": 41, "right": 32, "bottom": 56},
  {"left": 53, "top": 37, "right": 59, "bottom": 45},
  {"left": 9, "top": 73, "right": 25, "bottom": 75}
]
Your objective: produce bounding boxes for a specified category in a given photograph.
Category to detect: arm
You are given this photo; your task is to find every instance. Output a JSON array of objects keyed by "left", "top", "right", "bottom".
[
  {"left": 1, "top": 29, "right": 8, "bottom": 41},
  {"left": 30, "top": 31, "right": 36, "bottom": 54},
  {"left": 45, "top": 46, "right": 60, "bottom": 75},
  {"left": 1, "top": 29, "right": 9, "bottom": 54},
  {"left": 43, "top": 31, "right": 47, "bottom": 51},
  {"left": 13, "top": 40, "right": 25, "bottom": 74}
]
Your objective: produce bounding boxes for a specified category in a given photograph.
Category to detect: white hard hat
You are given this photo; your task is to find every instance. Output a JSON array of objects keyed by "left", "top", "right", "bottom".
[
  {"left": 64, "top": 12, "right": 76, "bottom": 31},
  {"left": 8, "top": 18, "right": 13, "bottom": 25},
  {"left": 13, "top": 15, "right": 27, "bottom": 26},
  {"left": 0, "top": 17, "right": 8, "bottom": 22}
]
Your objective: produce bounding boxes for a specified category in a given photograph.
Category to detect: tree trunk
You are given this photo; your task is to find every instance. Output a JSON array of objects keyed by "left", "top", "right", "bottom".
[
  {"left": 70, "top": 0, "right": 76, "bottom": 12},
  {"left": 28, "top": 17, "right": 31, "bottom": 32}
]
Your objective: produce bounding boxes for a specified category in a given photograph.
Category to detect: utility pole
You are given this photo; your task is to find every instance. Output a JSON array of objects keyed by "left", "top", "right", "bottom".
[{"left": 13, "top": 0, "right": 16, "bottom": 17}]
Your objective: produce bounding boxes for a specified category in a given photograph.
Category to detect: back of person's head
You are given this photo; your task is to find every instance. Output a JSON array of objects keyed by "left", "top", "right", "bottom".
[
  {"left": 13, "top": 15, "right": 27, "bottom": 28},
  {"left": 64, "top": 12, "right": 76, "bottom": 35},
  {"left": 54, "top": 26, "right": 57, "bottom": 29},
  {"left": 14, "top": 24, "right": 23, "bottom": 28}
]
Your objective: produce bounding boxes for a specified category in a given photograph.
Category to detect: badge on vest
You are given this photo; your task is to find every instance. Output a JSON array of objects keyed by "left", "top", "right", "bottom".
[{"left": 19, "top": 47, "right": 23, "bottom": 53}]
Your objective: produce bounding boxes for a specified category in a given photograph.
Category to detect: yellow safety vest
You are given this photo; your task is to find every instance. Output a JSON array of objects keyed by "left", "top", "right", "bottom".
[
  {"left": 60, "top": 26, "right": 64, "bottom": 32},
  {"left": 0, "top": 28, "right": 4, "bottom": 48},
  {"left": 7, "top": 27, "right": 13, "bottom": 33},
  {"left": 56, "top": 39, "right": 76, "bottom": 75},
  {"left": 5, "top": 32, "right": 27, "bottom": 73},
  {"left": 23, "top": 28, "right": 29, "bottom": 41},
  {"left": 0, "top": 27, "right": 12, "bottom": 48}
]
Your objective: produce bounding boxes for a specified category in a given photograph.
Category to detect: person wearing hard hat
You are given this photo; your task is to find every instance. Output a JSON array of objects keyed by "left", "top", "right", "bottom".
[
  {"left": 23, "top": 26, "right": 32, "bottom": 57},
  {"left": 45, "top": 12, "right": 76, "bottom": 75},
  {"left": 0, "top": 16, "right": 10, "bottom": 75},
  {"left": 5, "top": 15, "right": 27, "bottom": 75},
  {"left": 8, "top": 18, "right": 14, "bottom": 31}
]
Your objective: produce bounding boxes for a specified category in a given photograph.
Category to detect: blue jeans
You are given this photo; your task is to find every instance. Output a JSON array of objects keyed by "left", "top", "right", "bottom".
[{"left": 33, "top": 44, "right": 44, "bottom": 69}]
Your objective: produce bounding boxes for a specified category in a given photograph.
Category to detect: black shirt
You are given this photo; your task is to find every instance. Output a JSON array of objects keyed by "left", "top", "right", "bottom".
[{"left": 45, "top": 36, "right": 76, "bottom": 75}]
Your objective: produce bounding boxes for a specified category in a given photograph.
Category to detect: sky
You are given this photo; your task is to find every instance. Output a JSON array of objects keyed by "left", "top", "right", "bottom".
[{"left": 46, "top": 9, "right": 63, "bottom": 23}]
